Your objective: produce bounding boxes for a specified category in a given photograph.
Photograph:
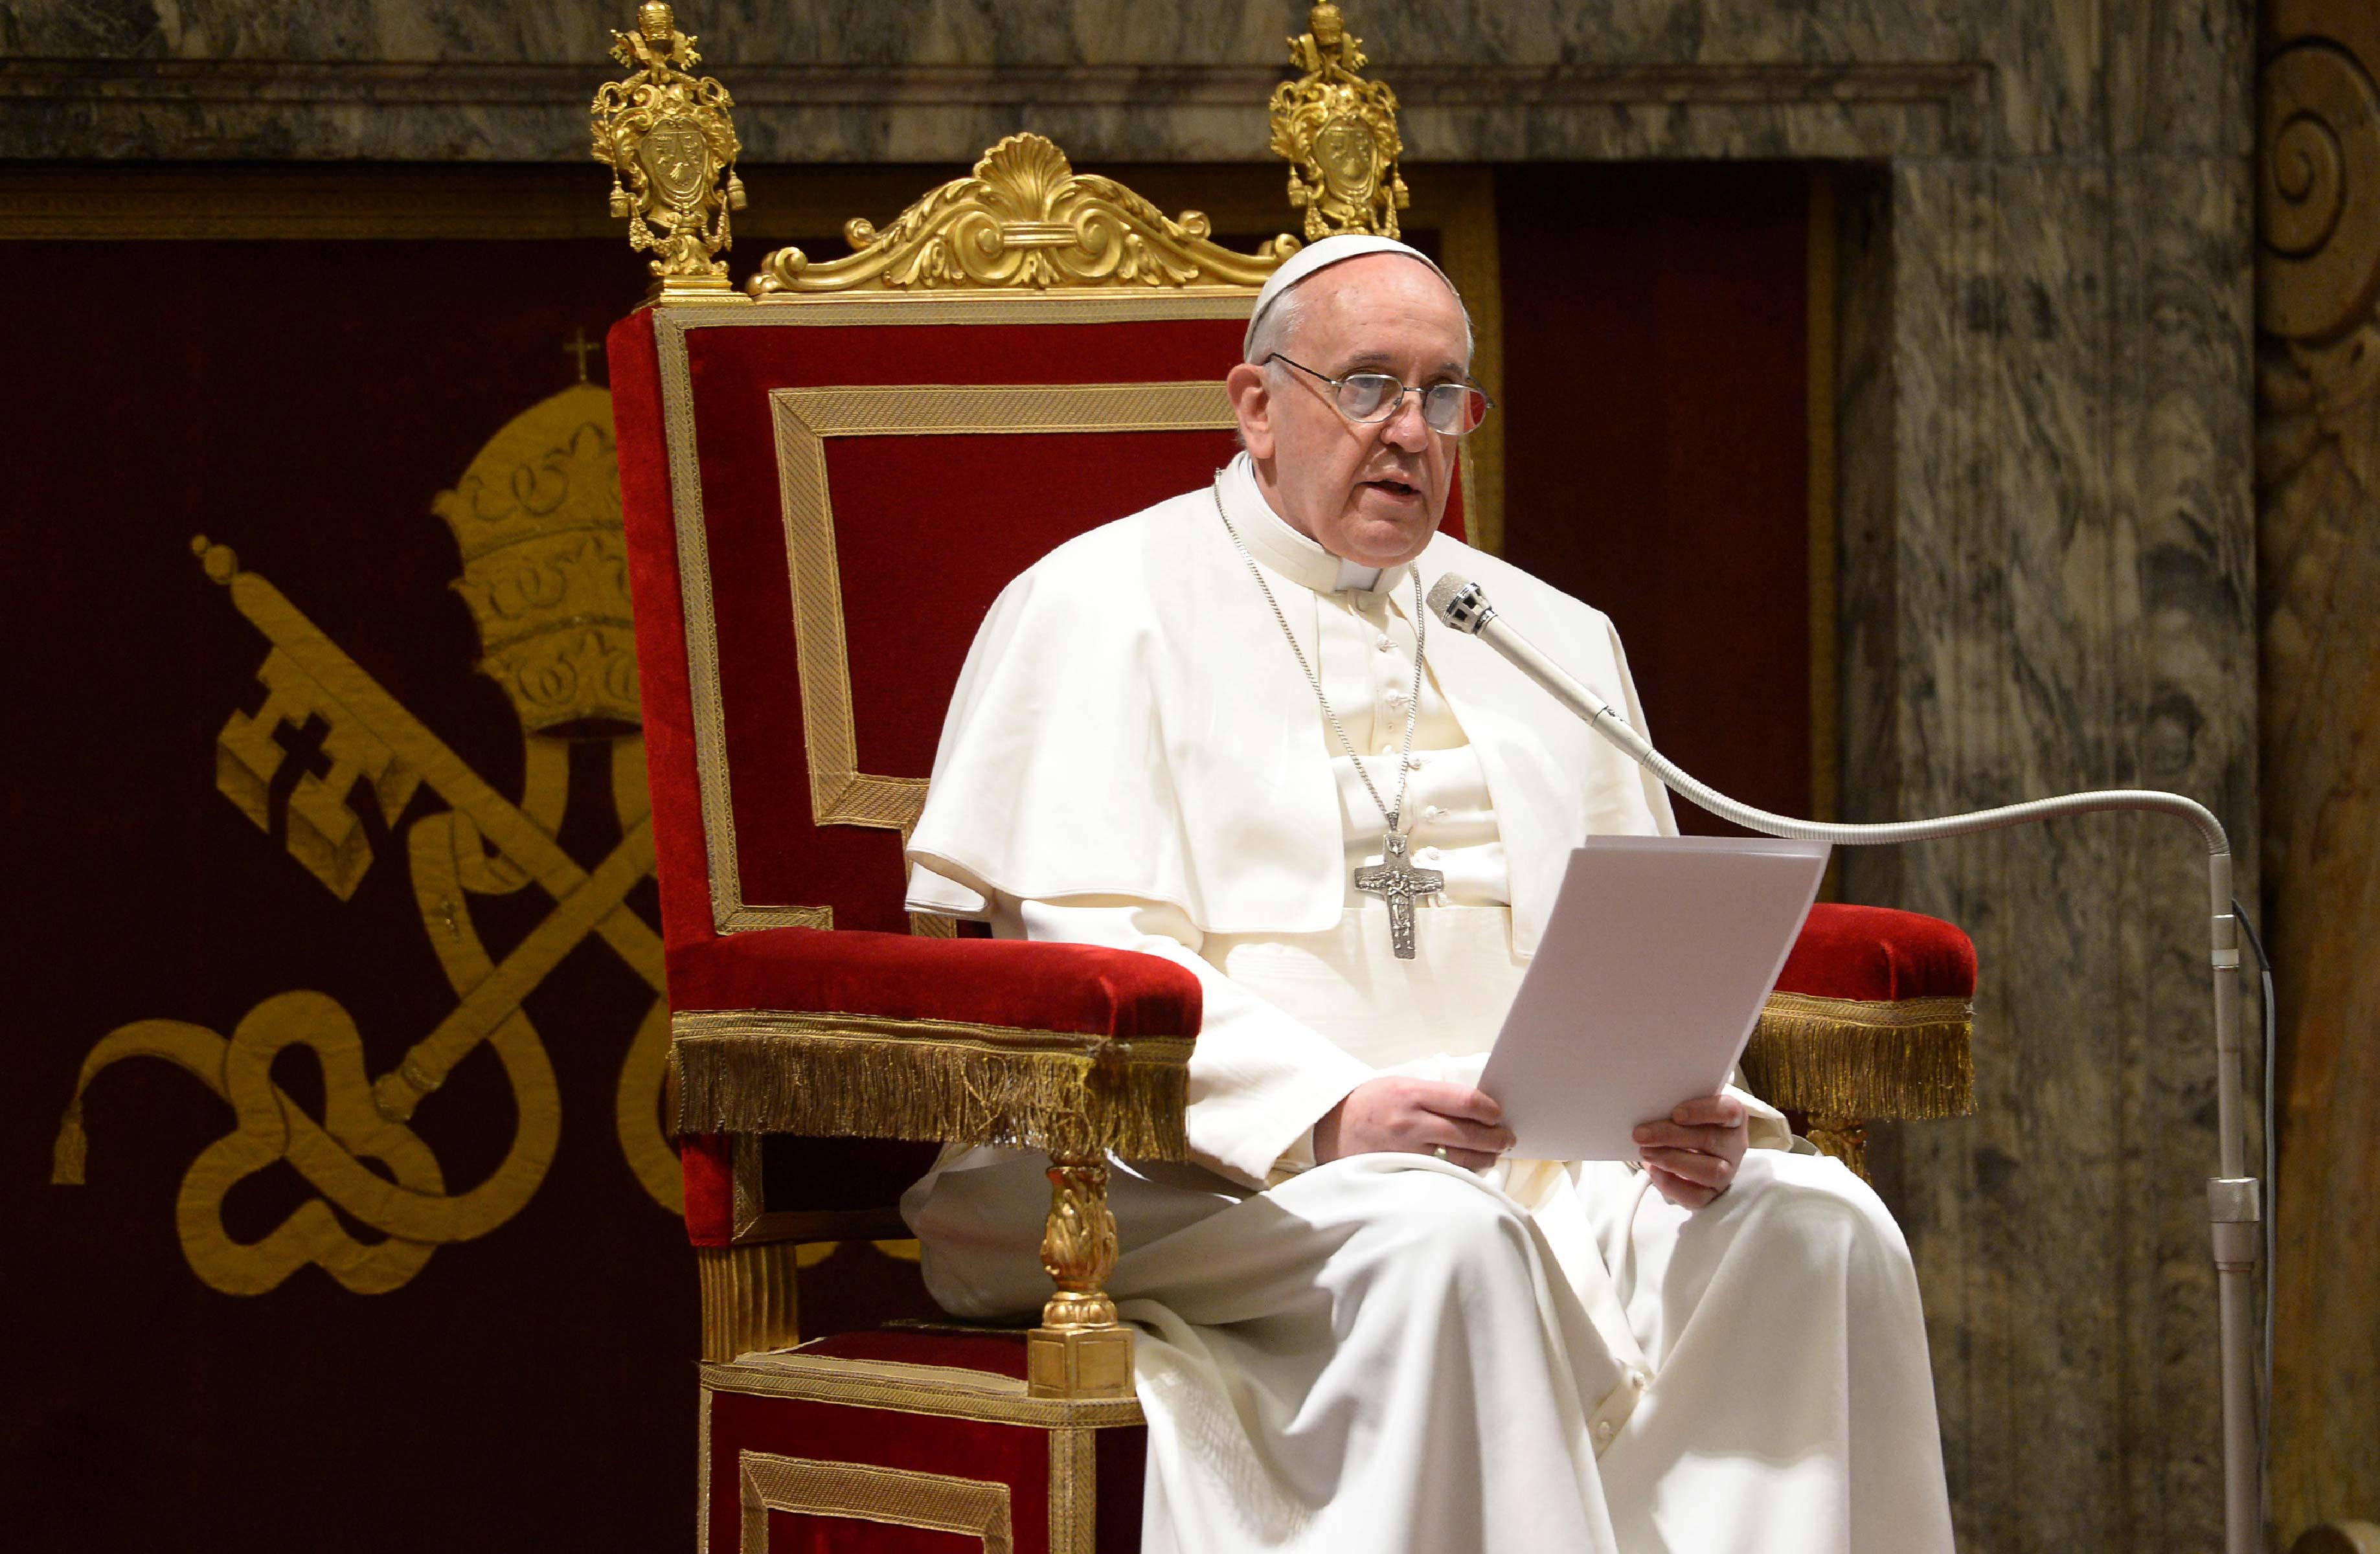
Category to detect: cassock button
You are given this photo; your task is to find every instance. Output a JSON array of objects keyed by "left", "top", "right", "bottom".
[
  {"left": 1375, "top": 635, "right": 1394, "bottom": 653},
  {"left": 1424, "top": 804, "right": 1445, "bottom": 820},
  {"left": 1630, "top": 1369, "right": 1649, "bottom": 1391},
  {"left": 1594, "top": 1420, "right": 1615, "bottom": 1445}
]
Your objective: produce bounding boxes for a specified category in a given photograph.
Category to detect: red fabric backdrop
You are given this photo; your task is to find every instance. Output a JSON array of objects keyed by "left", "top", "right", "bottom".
[{"left": 1498, "top": 163, "right": 1815, "bottom": 837}]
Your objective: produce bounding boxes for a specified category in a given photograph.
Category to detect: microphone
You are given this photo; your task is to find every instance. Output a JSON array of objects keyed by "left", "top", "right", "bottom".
[{"left": 1425, "top": 573, "right": 1653, "bottom": 764}]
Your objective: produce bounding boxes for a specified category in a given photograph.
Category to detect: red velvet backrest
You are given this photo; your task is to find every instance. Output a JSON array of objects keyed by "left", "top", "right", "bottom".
[{"left": 610, "top": 291, "right": 1469, "bottom": 953}]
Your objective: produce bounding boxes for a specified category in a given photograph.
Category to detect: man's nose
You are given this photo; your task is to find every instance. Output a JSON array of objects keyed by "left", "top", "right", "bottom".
[{"left": 1379, "top": 390, "right": 1433, "bottom": 451}]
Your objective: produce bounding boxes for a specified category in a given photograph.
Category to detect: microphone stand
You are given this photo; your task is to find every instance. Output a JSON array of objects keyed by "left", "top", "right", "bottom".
[{"left": 1429, "top": 574, "right": 2264, "bottom": 1554}]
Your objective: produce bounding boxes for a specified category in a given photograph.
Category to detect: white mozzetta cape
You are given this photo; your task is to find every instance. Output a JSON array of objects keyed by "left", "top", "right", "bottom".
[{"left": 905, "top": 463, "right": 1677, "bottom": 957}]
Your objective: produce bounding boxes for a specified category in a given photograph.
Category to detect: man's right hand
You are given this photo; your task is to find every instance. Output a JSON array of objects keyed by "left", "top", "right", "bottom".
[{"left": 1312, "top": 1077, "right": 1515, "bottom": 1171}]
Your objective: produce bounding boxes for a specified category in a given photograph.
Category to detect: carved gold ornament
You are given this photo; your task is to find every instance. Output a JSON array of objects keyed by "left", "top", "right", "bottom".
[
  {"left": 591, "top": 1, "right": 748, "bottom": 297},
  {"left": 1269, "top": 3, "right": 1410, "bottom": 241},
  {"left": 1028, "top": 1129, "right": 1134, "bottom": 1399},
  {"left": 749, "top": 133, "right": 1297, "bottom": 296},
  {"left": 1036, "top": 1155, "right": 1122, "bottom": 1333},
  {"left": 52, "top": 386, "right": 681, "bottom": 1296}
]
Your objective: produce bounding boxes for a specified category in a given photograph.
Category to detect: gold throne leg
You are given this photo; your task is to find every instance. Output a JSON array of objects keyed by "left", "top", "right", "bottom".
[{"left": 1026, "top": 1147, "right": 1134, "bottom": 1399}]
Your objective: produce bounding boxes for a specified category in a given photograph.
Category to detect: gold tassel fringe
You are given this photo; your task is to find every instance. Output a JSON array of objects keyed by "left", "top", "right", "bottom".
[
  {"left": 1741, "top": 993, "right": 1976, "bottom": 1121},
  {"left": 670, "top": 1009, "right": 1194, "bottom": 1162}
]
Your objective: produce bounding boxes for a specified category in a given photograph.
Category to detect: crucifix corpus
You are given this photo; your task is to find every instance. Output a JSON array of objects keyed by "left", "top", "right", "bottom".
[{"left": 1354, "top": 830, "right": 1444, "bottom": 960}]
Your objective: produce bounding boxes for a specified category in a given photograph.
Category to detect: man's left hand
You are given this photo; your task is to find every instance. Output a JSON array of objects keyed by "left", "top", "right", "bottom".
[{"left": 1633, "top": 1094, "right": 1749, "bottom": 1210}]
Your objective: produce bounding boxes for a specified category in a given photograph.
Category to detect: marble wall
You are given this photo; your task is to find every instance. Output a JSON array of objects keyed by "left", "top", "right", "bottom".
[{"left": 0, "top": 2, "right": 2269, "bottom": 1549}]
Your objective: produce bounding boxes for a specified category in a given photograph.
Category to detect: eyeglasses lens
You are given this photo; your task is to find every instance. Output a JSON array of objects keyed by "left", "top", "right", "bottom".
[
  {"left": 1333, "top": 374, "right": 1488, "bottom": 436},
  {"left": 1335, "top": 374, "right": 1401, "bottom": 421},
  {"left": 1425, "top": 385, "right": 1489, "bottom": 436}
]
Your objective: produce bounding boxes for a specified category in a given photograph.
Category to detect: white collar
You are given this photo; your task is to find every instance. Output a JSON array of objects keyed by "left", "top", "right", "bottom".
[{"left": 1217, "top": 453, "right": 1400, "bottom": 600}]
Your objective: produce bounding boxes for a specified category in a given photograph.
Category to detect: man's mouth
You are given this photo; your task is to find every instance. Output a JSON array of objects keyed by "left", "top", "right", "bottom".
[{"left": 1362, "top": 477, "right": 1422, "bottom": 501}]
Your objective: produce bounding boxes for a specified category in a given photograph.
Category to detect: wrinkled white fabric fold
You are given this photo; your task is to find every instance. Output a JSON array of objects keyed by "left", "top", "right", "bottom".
[
  {"left": 901, "top": 893, "right": 1947, "bottom": 1554},
  {"left": 907, "top": 1142, "right": 1953, "bottom": 1554}
]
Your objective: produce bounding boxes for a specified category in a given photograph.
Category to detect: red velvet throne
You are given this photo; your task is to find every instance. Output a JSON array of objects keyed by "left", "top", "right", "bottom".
[{"left": 594, "top": 7, "right": 1977, "bottom": 1551}]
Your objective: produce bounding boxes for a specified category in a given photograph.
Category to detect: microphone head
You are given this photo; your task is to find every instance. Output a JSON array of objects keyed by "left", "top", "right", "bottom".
[{"left": 1427, "top": 572, "right": 1493, "bottom": 634}]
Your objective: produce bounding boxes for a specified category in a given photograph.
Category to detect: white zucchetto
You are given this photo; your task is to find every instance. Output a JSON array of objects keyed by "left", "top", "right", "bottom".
[{"left": 1242, "top": 234, "right": 1460, "bottom": 359}]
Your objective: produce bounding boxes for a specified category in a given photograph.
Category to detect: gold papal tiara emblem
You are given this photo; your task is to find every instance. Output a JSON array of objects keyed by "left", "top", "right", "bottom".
[
  {"left": 591, "top": 1, "right": 748, "bottom": 297},
  {"left": 1269, "top": 3, "right": 1410, "bottom": 241},
  {"left": 436, "top": 392, "right": 639, "bottom": 736}
]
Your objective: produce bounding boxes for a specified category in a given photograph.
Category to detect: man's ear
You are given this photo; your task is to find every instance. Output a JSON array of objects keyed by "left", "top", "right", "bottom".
[{"left": 1225, "top": 362, "right": 1275, "bottom": 460}]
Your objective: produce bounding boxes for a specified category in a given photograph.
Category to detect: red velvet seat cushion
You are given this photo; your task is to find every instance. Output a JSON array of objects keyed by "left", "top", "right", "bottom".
[
  {"left": 668, "top": 925, "right": 1203, "bottom": 1037},
  {"left": 672, "top": 930, "right": 1201, "bottom": 1246},
  {"left": 1773, "top": 902, "right": 1975, "bottom": 1005}
]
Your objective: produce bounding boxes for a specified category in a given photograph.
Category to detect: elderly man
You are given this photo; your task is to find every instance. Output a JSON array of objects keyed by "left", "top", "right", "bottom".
[{"left": 901, "top": 236, "right": 1955, "bottom": 1554}]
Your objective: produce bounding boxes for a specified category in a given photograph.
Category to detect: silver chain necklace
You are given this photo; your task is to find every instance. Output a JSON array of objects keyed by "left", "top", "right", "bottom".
[{"left": 1211, "top": 479, "right": 1445, "bottom": 959}]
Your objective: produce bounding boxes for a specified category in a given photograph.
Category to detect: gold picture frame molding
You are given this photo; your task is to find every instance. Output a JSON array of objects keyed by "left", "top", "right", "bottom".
[
  {"left": 736, "top": 1452, "right": 1014, "bottom": 1554},
  {"left": 770, "top": 379, "right": 1236, "bottom": 842}
]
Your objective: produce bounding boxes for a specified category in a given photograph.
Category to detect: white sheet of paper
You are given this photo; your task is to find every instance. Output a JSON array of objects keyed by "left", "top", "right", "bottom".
[{"left": 1479, "top": 834, "right": 1831, "bottom": 1162}]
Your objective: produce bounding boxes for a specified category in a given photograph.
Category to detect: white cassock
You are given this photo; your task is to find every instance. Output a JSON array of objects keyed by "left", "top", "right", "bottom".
[{"left": 901, "top": 453, "right": 1956, "bottom": 1554}]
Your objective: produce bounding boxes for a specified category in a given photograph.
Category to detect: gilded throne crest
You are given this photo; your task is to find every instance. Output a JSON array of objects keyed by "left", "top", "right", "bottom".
[
  {"left": 1269, "top": 3, "right": 1411, "bottom": 240},
  {"left": 591, "top": 1, "right": 747, "bottom": 293}
]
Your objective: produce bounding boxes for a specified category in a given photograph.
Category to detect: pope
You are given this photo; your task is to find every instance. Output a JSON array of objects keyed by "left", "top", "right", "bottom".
[{"left": 901, "top": 234, "right": 1957, "bottom": 1554}]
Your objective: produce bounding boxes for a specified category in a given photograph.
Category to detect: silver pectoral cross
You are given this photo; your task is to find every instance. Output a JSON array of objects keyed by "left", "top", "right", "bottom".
[{"left": 1353, "top": 830, "right": 1444, "bottom": 961}]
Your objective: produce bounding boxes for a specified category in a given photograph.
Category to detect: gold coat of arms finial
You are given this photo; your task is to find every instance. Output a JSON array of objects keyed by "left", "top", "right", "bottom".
[
  {"left": 1269, "top": 3, "right": 1410, "bottom": 241},
  {"left": 591, "top": 3, "right": 748, "bottom": 300}
]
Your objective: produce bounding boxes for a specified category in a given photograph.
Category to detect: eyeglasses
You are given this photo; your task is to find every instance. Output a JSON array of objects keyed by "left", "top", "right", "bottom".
[
  {"left": 1266, "top": 357, "right": 1485, "bottom": 435},
  {"left": 1266, "top": 354, "right": 1493, "bottom": 437}
]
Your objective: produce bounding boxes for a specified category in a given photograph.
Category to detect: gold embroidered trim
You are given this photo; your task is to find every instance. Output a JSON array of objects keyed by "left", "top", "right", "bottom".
[
  {"left": 771, "top": 380, "right": 1236, "bottom": 841},
  {"left": 703, "top": 1347, "right": 1145, "bottom": 1428},
  {"left": 670, "top": 1010, "right": 1192, "bottom": 1160},
  {"left": 1740, "top": 991, "right": 1975, "bottom": 1121},
  {"left": 652, "top": 306, "right": 812, "bottom": 934},
  {"left": 649, "top": 293, "right": 1256, "bottom": 934},
  {"left": 697, "top": 1385, "right": 715, "bottom": 1554},
  {"left": 1047, "top": 1426, "right": 1097, "bottom": 1554},
  {"left": 747, "top": 291, "right": 1263, "bottom": 321},
  {"left": 738, "top": 1452, "right": 1012, "bottom": 1553}
]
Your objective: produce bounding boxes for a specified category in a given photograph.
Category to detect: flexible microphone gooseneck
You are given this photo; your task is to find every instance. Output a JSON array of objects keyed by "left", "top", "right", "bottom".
[{"left": 1428, "top": 571, "right": 2264, "bottom": 1554}]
